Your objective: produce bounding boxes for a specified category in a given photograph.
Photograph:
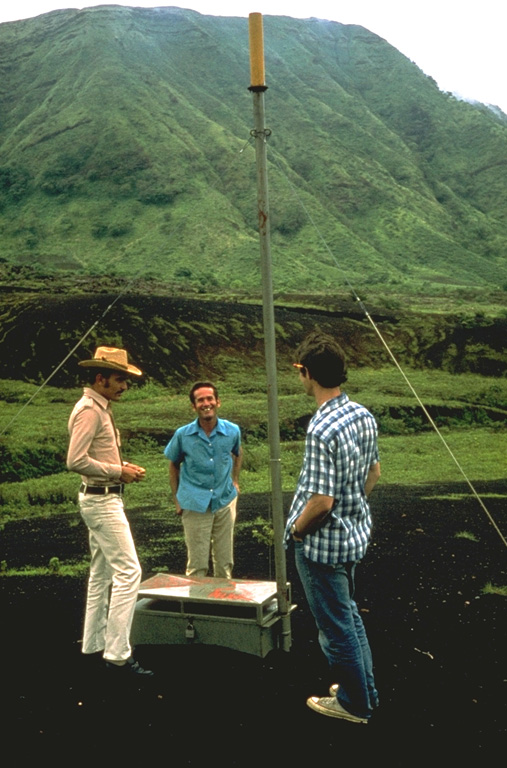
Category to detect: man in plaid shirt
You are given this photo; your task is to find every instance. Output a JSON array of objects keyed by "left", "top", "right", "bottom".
[{"left": 285, "top": 332, "right": 381, "bottom": 724}]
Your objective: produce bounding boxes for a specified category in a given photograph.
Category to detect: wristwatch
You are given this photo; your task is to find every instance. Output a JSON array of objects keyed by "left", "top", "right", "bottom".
[{"left": 290, "top": 522, "right": 302, "bottom": 539}]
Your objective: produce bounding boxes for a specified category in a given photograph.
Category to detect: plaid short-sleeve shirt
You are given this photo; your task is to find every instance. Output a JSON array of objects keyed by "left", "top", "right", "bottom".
[{"left": 285, "top": 393, "right": 379, "bottom": 564}]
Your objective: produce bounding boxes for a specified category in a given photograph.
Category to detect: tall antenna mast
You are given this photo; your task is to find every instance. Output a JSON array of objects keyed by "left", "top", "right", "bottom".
[{"left": 248, "top": 12, "right": 291, "bottom": 652}]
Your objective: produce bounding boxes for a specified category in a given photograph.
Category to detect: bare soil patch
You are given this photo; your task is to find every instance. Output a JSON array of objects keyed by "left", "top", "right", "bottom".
[{"left": 1, "top": 482, "right": 505, "bottom": 764}]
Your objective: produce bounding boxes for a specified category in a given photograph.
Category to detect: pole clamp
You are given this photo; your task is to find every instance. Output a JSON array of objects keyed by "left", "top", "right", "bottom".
[{"left": 250, "top": 128, "right": 272, "bottom": 140}]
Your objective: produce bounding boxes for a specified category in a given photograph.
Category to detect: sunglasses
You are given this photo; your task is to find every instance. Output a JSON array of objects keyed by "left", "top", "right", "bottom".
[{"left": 292, "top": 363, "right": 307, "bottom": 375}]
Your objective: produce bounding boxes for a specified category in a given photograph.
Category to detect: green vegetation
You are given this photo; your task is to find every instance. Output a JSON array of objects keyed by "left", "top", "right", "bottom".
[
  {"left": 1, "top": 360, "right": 506, "bottom": 583},
  {"left": 454, "top": 531, "right": 480, "bottom": 542},
  {"left": 0, "top": 7, "right": 507, "bottom": 298},
  {"left": 482, "top": 583, "right": 507, "bottom": 597},
  {"left": 0, "top": 561, "right": 90, "bottom": 578},
  {"left": 250, "top": 517, "right": 276, "bottom": 548},
  {"left": 1, "top": 8, "right": 506, "bottom": 583},
  {"left": 1, "top": 366, "right": 506, "bottom": 529},
  {"left": 1, "top": 293, "right": 506, "bottom": 389}
]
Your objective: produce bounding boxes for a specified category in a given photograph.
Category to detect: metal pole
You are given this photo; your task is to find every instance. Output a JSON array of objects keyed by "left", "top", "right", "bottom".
[{"left": 248, "top": 13, "right": 291, "bottom": 652}]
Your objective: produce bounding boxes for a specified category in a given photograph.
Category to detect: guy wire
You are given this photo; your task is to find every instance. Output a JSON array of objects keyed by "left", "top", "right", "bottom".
[
  {"left": 0, "top": 216, "right": 187, "bottom": 436},
  {"left": 1, "top": 293, "right": 121, "bottom": 437},
  {"left": 1, "top": 133, "right": 252, "bottom": 436},
  {"left": 2, "top": 132, "right": 505, "bottom": 548},
  {"left": 263, "top": 143, "right": 507, "bottom": 549}
]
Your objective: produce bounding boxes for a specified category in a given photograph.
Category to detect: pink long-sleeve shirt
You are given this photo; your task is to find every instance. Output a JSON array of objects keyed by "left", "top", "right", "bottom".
[{"left": 67, "top": 388, "right": 123, "bottom": 485}]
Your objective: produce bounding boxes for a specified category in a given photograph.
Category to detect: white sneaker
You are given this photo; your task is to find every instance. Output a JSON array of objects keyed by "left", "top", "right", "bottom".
[{"left": 306, "top": 696, "right": 368, "bottom": 724}]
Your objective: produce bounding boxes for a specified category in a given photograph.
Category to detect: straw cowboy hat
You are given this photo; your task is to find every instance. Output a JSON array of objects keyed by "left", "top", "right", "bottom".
[{"left": 78, "top": 346, "right": 143, "bottom": 376}]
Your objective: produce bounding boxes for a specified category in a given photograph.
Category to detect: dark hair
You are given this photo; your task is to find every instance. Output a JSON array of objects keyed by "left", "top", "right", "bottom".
[
  {"left": 296, "top": 331, "right": 348, "bottom": 388},
  {"left": 189, "top": 381, "right": 219, "bottom": 404}
]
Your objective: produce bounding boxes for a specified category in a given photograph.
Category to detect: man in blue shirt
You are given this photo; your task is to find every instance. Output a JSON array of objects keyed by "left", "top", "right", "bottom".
[
  {"left": 285, "top": 332, "right": 381, "bottom": 724},
  {"left": 164, "top": 381, "right": 242, "bottom": 578}
]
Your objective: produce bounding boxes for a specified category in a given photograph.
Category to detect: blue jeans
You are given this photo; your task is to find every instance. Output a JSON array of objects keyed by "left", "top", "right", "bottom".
[{"left": 295, "top": 542, "right": 378, "bottom": 718}]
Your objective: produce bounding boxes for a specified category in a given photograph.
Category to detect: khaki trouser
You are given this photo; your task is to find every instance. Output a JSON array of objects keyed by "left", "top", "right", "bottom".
[
  {"left": 182, "top": 498, "right": 237, "bottom": 578},
  {"left": 79, "top": 493, "right": 141, "bottom": 662}
]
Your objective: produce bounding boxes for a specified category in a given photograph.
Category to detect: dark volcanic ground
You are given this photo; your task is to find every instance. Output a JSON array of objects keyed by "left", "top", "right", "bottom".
[{"left": 1, "top": 483, "right": 506, "bottom": 765}]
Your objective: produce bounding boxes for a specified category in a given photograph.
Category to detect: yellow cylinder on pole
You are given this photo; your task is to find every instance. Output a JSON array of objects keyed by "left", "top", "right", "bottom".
[{"left": 249, "top": 12, "right": 265, "bottom": 88}]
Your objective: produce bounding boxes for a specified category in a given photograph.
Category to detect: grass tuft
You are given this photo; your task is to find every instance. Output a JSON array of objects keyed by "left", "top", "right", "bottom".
[
  {"left": 482, "top": 583, "right": 507, "bottom": 597},
  {"left": 454, "top": 531, "right": 479, "bottom": 542}
]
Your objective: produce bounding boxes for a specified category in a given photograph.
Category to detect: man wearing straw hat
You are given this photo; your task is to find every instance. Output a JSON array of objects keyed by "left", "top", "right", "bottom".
[{"left": 67, "top": 346, "right": 152, "bottom": 677}]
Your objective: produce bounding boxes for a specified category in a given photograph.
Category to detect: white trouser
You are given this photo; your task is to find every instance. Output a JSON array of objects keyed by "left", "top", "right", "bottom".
[
  {"left": 79, "top": 493, "right": 141, "bottom": 662},
  {"left": 182, "top": 498, "right": 237, "bottom": 578}
]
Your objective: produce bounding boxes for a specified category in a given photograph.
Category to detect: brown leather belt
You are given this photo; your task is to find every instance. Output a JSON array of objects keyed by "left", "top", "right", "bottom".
[{"left": 80, "top": 484, "right": 124, "bottom": 495}]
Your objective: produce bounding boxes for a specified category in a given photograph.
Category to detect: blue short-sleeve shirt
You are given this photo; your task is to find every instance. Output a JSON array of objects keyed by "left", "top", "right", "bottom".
[{"left": 164, "top": 418, "right": 241, "bottom": 513}]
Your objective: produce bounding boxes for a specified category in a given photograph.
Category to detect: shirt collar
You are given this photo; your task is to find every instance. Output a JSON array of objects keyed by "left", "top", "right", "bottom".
[
  {"left": 189, "top": 417, "right": 227, "bottom": 436},
  {"left": 315, "top": 391, "right": 349, "bottom": 417},
  {"left": 83, "top": 386, "right": 110, "bottom": 410}
]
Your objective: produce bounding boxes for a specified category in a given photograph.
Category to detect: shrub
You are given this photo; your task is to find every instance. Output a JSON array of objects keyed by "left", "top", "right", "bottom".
[
  {"left": 0, "top": 166, "right": 31, "bottom": 201},
  {"left": 0, "top": 445, "right": 65, "bottom": 482}
]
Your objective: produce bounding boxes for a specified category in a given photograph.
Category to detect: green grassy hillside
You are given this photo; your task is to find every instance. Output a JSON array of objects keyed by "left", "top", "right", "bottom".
[{"left": 1, "top": 7, "right": 506, "bottom": 297}]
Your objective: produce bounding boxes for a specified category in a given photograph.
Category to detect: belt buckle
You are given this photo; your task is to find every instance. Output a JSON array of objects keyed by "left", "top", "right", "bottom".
[{"left": 105, "top": 484, "right": 123, "bottom": 495}]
